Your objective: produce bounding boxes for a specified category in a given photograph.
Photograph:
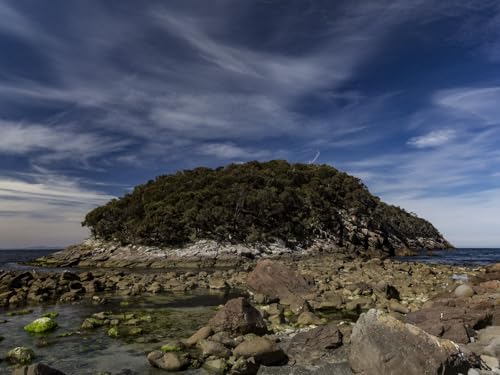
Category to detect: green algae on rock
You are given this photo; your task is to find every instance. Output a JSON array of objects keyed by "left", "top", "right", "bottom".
[
  {"left": 6, "top": 347, "right": 35, "bottom": 365},
  {"left": 24, "top": 317, "right": 58, "bottom": 333}
]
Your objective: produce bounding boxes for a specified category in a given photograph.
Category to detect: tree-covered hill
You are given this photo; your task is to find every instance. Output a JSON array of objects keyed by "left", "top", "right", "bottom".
[{"left": 83, "top": 160, "right": 451, "bottom": 254}]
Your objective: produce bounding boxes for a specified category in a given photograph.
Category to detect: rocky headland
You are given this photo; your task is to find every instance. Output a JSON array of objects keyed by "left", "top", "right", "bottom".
[{"left": 6, "top": 161, "right": 497, "bottom": 374}]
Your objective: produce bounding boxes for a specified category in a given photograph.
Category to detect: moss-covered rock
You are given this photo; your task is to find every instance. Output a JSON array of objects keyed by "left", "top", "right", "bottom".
[
  {"left": 24, "top": 317, "right": 58, "bottom": 333},
  {"left": 42, "top": 311, "right": 59, "bottom": 319},
  {"left": 6, "top": 347, "right": 35, "bottom": 365},
  {"left": 107, "top": 326, "right": 119, "bottom": 338}
]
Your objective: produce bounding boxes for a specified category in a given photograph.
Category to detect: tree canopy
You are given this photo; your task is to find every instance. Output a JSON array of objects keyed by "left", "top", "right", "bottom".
[{"left": 83, "top": 160, "right": 443, "bottom": 249}]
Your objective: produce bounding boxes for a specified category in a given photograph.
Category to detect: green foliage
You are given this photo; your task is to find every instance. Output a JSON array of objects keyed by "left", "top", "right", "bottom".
[{"left": 83, "top": 160, "right": 442, "bottom": 248}]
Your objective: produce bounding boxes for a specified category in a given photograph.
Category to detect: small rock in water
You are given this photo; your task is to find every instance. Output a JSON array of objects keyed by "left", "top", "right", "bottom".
[
  {"left": 24, "top": 317, "right": 58, "bottom": 333},
  {"left": 6, "top": 346, "right": 35, "bottom": 365}
]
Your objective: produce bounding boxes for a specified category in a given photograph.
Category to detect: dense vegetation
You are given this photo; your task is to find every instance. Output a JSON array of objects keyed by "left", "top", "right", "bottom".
[{"left": 83, "top": 160, "right": 443, "bottom": 249}]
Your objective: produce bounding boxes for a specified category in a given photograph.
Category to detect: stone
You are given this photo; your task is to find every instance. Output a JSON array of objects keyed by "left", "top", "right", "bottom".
[
  {"left": 209, "top": 297, "right": 266, "bottom": 335},
  {"left": 297, "top": 311, "right": 323, "bottom": 326},
  {"left": 197, "top": 339, "right": 231, "bottom": 359},
  {"left": 480, "top": 355, "right": 499, "bottom": 370},
  {"left": 286, "top": 323, "right": 343, "bottom": 366},
  {"left": 389, "top": 300, "right": 409, "bottom": 314},
  {"left": 203, "top": 358, "right": 227, "bottom": 374},
  {"left": 11, "top": 363, "right": 67, "bottom": 375},
  {"left": 6, "top": 347, "right": 35, "bottom": 365},
  {"left": 209, "top": 277, "right": 228, "bottom": 290},
  {"left": 233, "top": 336, "right": 287, "bottom": 366},
  {"left": 350, "top": 309, "right": 477, "bottom": 375},
  {"left": 247, "top": 260, "right": 314, "bottom": 304},
  {"left": 147, "top": 350, "right": 189, "bottom": 371},
  {"left": 160, "top": 341, "right": 185, "bottom": 353},
  {"left": 24, "top": 318, "right": 58, "bottom": 333},
  {"left": 186, "top": 326, "right": 213, "bottom": 347},
  {"left": 455, "top": 284, "right": 475, "bottom": 298},
  {"left": 405, "top": 297, "right": 494, "bottom": 344}
]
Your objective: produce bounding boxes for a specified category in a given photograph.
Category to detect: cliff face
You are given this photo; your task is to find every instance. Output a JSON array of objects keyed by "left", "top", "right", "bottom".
[{"left": 77, "top": 160, "right": 450, "bottom": 259}]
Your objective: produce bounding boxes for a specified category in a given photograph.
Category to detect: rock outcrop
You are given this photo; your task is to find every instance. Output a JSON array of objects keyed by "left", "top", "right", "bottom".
[
  {"left": 33, "top": 161, "right": 452, "bottom": 269},
  {"left": 349, "top": 309, "right": 478, "bottom": 375}
]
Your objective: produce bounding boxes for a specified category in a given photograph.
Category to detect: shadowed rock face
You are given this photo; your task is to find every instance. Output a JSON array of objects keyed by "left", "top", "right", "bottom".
[
  {"left": 349, "top": 309, "right": 477, "bottom": 375},
  {"left": 286, "top": 323, "right": 344, "bottom": 366}
]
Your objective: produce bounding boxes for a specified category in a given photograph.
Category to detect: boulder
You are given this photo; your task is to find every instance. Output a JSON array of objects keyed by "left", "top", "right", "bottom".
[
  {"left": 186, "top": 326, "right": 213, "bottom": 347},
  {"left": 147, "top": 350, "right": 189, "bottom": 371},
  {"left": 349, "top": 309, "right": 478, "bottom": 375},
  {"left": 297, "top": 311, "right": 323, "bottom": 326},
  {"left": 11, "top": 363, "right": 66, "bottom": 375},
  {"left": 209, "top": 297, "right": 266, "bottom": 335},
  {"left": 247, "top": 260, "right": 314, "bottom": 304},
  {"left": 6, "top": 347, "right": 35, "bottom": 365},
  {"left": 286, "top": 323, "right": 343, "bottom": 366},
  {"left": 24, "top": 318, "right": 58, "bottom": 333},
  {"left": 233, "top": 336, "right": 287, "bottom": 366},
  {"left": 454, "top": 285, "right": 475, "bottom": 298},
  {"left": 197, "top": 339, "right": 231, "bottom": 359},
  {"left": 405, "top": 296, "right": 494, "bottom": 343}
]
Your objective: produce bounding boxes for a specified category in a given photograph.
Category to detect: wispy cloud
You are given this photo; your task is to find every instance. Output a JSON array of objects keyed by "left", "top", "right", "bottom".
[
  {"left": 407, "top": 129, "right": 456, "bottom": 148},
  {"left": 434, "top": 87, "right": 500, "bottom": 125},
  {"left": 0, "top": 173, "right": 113, "bottom": 247}
]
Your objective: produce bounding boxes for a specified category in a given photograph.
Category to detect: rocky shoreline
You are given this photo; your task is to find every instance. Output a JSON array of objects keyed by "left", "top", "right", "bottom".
[
  {"left": 2, "top": 249, "right": 500, "bottom": 374},
  {"left": 29, "top": 237, "right": 452, "bottom": 270}
]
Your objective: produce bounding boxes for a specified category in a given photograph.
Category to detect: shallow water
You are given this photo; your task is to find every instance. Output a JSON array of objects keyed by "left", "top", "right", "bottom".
[{"left": 0, "top": 290, "right": 241, "bottom": 374}]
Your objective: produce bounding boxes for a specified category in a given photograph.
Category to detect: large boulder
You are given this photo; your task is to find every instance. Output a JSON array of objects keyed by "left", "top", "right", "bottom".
[
  {"left": 208, "top": 297, "right": 266, "bottom": 335},
  {"left": 286, "top": 324, "right": 343, "bottom": 366},
  {"left": 405, "top": 296, "right": 494, "bottom": 343},
  {"left": 247, "top": 260, "right": 314, "bottom": 305},
  {"left": 349, "top": 309, "right": 478, "bottom": 375},
  {"left": 12, "top": 363, "right": 67, "bottom": 375}
]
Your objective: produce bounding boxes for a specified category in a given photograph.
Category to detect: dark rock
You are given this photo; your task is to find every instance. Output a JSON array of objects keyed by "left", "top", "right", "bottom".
[
  {"left": 286, "top": 324, "right": 343, "bottom": 366},
  {"left": 12, "top": 363, "right": 67, "bottom": 375},
  {"left": 209, "top": 297, "right": 266, "bottom": 335}
]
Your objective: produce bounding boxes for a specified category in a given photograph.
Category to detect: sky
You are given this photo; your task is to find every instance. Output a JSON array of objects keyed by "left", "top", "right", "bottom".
[{"left": 1, "top": 0, "right": 500, "bottom": 248}]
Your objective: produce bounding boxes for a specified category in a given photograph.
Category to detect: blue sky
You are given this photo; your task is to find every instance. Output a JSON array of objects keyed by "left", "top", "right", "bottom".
[{"left": 1, "top": 0, "right": 500, "bottom": 248}]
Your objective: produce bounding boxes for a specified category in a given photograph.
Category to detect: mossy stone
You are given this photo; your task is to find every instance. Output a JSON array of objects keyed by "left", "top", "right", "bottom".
[
  {"left": 24, "top": 317, "right": 58, "bottom": 333},
  {"left": 107, "top": 326, "right": 119, "bottom": 338},
  {"left": 6, "top": 347, "right": 35, "bottom": 365}
]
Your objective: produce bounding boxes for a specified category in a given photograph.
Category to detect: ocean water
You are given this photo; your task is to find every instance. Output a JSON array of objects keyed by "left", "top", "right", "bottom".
[
  {"left": 397, "top": 248, "right": 500, "bottom": 266},
  {"left": 0, "top": 248, "right": 59, "bottom": 271}
]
